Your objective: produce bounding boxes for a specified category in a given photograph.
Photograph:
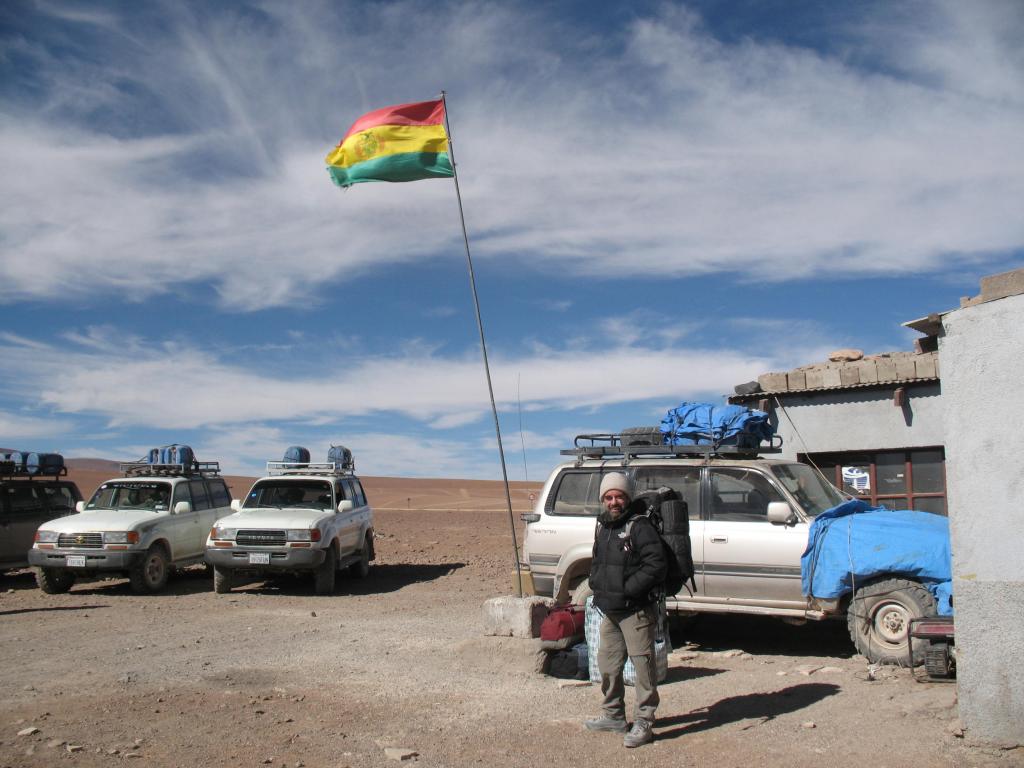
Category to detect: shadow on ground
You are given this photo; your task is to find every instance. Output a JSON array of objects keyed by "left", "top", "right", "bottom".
[
  {"left": 229, "top": 562, "right": 466, "bottom": 596},
  {"left": 656, "top": 682, "right": 841, "bottom": 740},
  {"left": 673, "top": 613, "right": 854, "bottom": 659}
]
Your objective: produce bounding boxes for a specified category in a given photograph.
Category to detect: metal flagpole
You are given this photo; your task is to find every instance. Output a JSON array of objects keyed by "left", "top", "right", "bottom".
[{"left": 440, "top": 91, "right": 523, "bottom": 597}]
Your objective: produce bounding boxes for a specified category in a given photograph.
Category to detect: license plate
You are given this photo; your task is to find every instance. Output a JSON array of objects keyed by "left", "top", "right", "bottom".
[
  {"left": 66, "top": 555, "right": 87, "bottom": 568},
  {"left": 248, "top": 552, "right": 270, "bottom": 565}
]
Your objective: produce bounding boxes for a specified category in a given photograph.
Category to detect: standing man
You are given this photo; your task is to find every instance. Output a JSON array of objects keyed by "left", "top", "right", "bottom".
[{"left": 585, "top": 472, "right": 667, "bottom": 748}]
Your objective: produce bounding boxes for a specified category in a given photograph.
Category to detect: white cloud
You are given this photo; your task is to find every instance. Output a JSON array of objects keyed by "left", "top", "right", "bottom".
[
  {"left": 0, "top": 1, "right": 1020, "bottom": 309},
  {"left": 0, "top": 330, "right": 805, "bottom": 432},
  {"left": 0, "top": 411, "right": 74, "bottom": 443}
]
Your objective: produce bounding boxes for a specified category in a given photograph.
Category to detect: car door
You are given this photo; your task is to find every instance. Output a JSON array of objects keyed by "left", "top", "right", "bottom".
[
  {"left": 185, "top": 479, "right": 213, "bottom": 556},
  {"left": 701, "top": 466, "right": 809, "bottom": 607},
  {"left": 334, "top": 479, "right": 361, "bottom": 552},
  {"left": 1, "top": 484, "right": 49, "bottom": 567},
  {"left": 205, "top": 479, "right": 232, "bottom": 533},
  {"left": 632, "top": 464, "right": 705, "bottom": 596},
  {"left": 165, "top": 482, "right": 198, "bottom": 558}
]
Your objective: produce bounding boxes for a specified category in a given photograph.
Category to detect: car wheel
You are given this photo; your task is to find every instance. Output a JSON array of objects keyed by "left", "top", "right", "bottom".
[
  {"left": 35, "top": 566, "right": 75, "bottom": 594},
  {"left": 348, "top": 536, "right": 371, "bottom": 579},
  {"left": 213, "top": 565, "right": 233, "bottom": 594},
  {"left": 847, "top": 578, "right": 936, "bottom": 665},
  {"left": 129, "top": 545, "right": 170, "bottom": 594},
  {"left": 314, "top": 544, "right": 337, "bottom": 595}
]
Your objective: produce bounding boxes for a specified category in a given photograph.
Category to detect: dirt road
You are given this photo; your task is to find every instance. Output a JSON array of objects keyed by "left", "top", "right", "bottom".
[{"left": 1, "top": 493, "right": 1018, "bottom": 767}]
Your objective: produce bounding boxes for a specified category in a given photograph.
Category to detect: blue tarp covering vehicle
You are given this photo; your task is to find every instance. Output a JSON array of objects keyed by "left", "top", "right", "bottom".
[{"left": 802, "top": 499, "right": 954, "bottom": 665}]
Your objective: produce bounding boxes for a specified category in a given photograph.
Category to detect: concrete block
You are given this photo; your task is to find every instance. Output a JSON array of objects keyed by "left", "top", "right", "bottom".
[
  {"left": 895, "top": 356, "right": 917, "bottom": 380},
  {"left": 757, "top": 372, "right": 788, "bottom": 392},
  {"left": 822, "top": 367, "right": 842, "bottom": 388},
  {"left": 805, "top": 368, "right": 825, "bottom": 389},
  {"left": 482, "top": 596, "right": 552, "bottom": 638},
  {"left": 876, "top": 357, "right": 898, "bottom": 381},
  {"left": 854, "top": 359, "right": 878, "bottom": 384},
  {"left": 915, "top": 354, "right": 937, "bottom": 379},
  {"left": 839, "top": 365, "right": 859, "bottom": 387},
  {"left": 787, "top": 370, "right": 806, "bottom": 390}
]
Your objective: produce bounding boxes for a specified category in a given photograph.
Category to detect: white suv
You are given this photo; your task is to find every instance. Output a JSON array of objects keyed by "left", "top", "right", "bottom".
[
  {"left": 205, "top": 447, "right": 374, "bottom": 595},
  {"left": 521, "top": 433, "right": 943, "bottom": 664},
  {"left": 30, "top": 457, "right": 231, "bottom": 594}
]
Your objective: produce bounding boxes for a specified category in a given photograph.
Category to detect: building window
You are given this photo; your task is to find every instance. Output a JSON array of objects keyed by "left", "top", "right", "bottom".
[{"left": 797, "top": 448, "right": 946, "bottom": 516}]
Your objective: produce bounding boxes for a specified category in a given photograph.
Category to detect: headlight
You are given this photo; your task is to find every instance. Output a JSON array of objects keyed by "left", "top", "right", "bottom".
[
  {"left": 35, "top": 530, "right": 59, "bottom": 543},
  {"left": 211, "top": 527, "right": 238, "bottom": 541},
  {"left": 103, "top": 531, "right": 139, "bottom": 545},
  {"left": 286, "top": 529, "right": 321, "bottom": 542}
]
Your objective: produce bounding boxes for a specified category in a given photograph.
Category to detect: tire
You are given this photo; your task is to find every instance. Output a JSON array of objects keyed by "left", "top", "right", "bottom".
[
  {"left": 348, "top": 536, "right": 371, "bottom": 579},
  {"left": 128, "top": 545, "right": 170, "bottom": 594},
  {"left": 213, "top": 566, "right": 233, "bottom": 594},
  {"left": 570, "top": 578, "right": 592, "bottom": 606},
  {"left": 314, "top": 545, "right": 337, "bottom": 595},
  {"left": 35, "top": 566, "right": 75, "bottom": 594},
  {"left": 847, "top": 578, "right": 936, "bottom": 665},
  {"left": 620, "top": 426, "right": 664, "bottom": 447}
]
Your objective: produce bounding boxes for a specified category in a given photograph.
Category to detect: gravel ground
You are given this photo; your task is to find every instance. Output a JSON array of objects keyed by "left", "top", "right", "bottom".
[{"left": 1, "top": 505, "right": 1020, "bottom": 768}]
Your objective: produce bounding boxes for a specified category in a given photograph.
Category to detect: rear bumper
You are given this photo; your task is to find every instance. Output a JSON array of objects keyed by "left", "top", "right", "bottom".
[
  {"left": 28, "top": 548, "right": 143, "bottom": 571},
  {"left": 205, "top": 546, "right": 326, "bottom": 571}
]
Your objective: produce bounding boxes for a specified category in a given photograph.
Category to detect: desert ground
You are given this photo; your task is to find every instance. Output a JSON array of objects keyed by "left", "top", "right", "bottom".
[{"left": 1, "top": 468, "right": 1019, "bottom": 768}]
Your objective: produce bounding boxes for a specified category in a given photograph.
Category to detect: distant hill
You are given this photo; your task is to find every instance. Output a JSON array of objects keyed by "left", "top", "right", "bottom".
[{"left": 65, "top": 457, "right": 122, "bottom": 473}]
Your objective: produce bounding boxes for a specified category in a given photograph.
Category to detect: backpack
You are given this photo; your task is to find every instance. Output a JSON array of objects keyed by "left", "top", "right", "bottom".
[
  {"left": 539, "top": 605, "right": 586, "bottom": 642},
  {"left": 626, "top": 487, "right": 696, "bottom": 597}
]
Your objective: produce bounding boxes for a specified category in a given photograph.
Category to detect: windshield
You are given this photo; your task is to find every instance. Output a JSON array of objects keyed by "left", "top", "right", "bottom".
[
  {"left": 244, "top": 480, "right": 334, "bottom": 510},
  {"left": 87, "top": 482, "right": 172, "bottom": 512},
  {"left": 771, "top": 463, "right": 845, "bottom": 518}
]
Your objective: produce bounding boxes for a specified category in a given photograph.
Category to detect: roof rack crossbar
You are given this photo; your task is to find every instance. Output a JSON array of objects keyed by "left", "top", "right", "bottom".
[
  {"left": 119, "top": 461, "right": 221, "bottom": 478},
  {"left": 265, "top": 461, "right": 355, "bottom": 477},
  {"left": 562, "top": 432, "right": 781, "bottom": 461}
]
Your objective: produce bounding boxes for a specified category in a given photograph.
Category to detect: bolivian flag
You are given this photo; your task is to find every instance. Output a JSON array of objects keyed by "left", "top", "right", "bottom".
[{"left": 325, "top": 99, "right": 454, "bottom": 188}]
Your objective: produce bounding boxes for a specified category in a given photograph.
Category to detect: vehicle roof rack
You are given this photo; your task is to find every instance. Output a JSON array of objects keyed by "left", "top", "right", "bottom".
[
  {"left": 265, "top": 461, "right": 356, "bottom": 477},
  {"left": 119, "top": 461, "right": 222, "bottom": 478},
  {"left": 0, "top": 463, "right": 69, "bottom": 479},
  {"left": 561, "top": 433, "right": 782, "bottom": 462}
]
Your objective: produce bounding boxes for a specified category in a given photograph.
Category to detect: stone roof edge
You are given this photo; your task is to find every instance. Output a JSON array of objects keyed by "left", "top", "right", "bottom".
[{"left": 749, "top": 350, "right": 939, "bottom": 396}]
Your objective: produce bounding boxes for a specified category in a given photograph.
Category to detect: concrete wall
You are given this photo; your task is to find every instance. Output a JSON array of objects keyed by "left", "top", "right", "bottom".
[
  {"left": 768, "top": 383, "right": 944, "bottom": 460},
  {"left": 940, "top": 292, "right": 1024, "bottom": 746}
]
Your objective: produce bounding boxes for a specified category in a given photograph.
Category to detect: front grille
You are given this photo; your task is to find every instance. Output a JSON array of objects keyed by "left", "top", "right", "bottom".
[
  {"left": 58, "top": 532, "right": 103, "bottom": 549},
  {"left": 236, "top": 530, "right": 286, "bottom": 546}
]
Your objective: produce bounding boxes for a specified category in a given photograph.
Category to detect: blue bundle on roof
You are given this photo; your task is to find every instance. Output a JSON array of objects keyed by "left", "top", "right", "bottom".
[{"left": 659, "top": 402, "right": 773, "bottom": 447}]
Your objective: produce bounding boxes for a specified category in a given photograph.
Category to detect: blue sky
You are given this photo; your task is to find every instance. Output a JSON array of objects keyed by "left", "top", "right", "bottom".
[{"left": 1, "top": 0, "right": 1022, "bottom": 479}]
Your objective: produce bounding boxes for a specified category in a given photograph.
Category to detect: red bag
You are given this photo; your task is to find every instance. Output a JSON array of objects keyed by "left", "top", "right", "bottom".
[{"left": 540, "top": 606, "right": 586, "bottom": 641}]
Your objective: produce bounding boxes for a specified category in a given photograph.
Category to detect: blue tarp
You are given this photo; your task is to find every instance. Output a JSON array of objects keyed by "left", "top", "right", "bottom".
[
  {"left": 800, "top": 499, "right": 953, "bottom": 615},
  {"left": 659, "top": 402, "right": 773, "bottom": 445}
]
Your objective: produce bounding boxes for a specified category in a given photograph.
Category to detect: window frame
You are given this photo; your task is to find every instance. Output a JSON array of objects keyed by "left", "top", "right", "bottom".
[{"left": 798, "top": 447, "right": 947, "bottom": 515}]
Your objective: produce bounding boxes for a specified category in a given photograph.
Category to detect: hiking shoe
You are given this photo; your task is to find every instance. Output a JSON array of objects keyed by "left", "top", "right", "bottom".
[
  {"left": 623, "top": 719, "right": 654, "bottom": 748},
  {"left": 584, "top": 715, "right": 629, "bottom": 733}
]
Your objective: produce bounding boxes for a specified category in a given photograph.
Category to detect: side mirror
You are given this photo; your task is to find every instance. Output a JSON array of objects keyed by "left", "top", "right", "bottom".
[
  {"left": 767, "top": 501, "right": 795, "bottom": 525},
  {"left": 173, "top": 501, "right": 191, "bottom": 515},
  {"left": 230, "top": 499, "right": 242, "bottom": 512},
  {"left": 75, "top": 501, "right": 86, "bottom": 513},
  {"left": 337, "top": 500, "right": 354, "bottom": 513}
]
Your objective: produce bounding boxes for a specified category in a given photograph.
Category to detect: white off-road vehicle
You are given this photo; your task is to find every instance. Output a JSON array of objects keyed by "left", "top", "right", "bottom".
[
  {"left": 521, "top": 432, "right": 946, "bottom": 665},
  {"left": 205, "top": 446, "right": 374, "bottom": 595},
  {"left": 29, "top": 454, "right": 231, "bottom": 594}
]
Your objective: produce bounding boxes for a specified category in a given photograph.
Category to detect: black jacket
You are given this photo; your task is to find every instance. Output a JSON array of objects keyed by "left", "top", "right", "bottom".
[{"left": 589, "top": 504, "right": 667, "bottom": 613}]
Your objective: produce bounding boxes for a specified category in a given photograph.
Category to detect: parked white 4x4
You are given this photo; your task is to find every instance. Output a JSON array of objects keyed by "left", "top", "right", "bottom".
[
  {"left": 521, "top": 433, "right": 941, "bottom": 664},
  {"left": 29, "top": 456, "right": 231, "bottom": 594},
  {"left": 205, "top": 447, "right": 374, "bottom": 595}
]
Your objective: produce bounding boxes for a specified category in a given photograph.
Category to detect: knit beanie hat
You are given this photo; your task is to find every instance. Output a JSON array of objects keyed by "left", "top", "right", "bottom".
[{"left": 599, "top": 472, "right": 633, "bottom": 500}]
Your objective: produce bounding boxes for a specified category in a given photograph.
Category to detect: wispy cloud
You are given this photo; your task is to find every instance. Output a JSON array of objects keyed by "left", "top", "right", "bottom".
[{"left": 1, "top": 1, "right": 1019, "bottom": 310}]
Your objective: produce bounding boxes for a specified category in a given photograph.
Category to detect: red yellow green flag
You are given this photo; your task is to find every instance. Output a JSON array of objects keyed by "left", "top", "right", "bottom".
[{"left": 325, "top": 99, "right": 454, "bottom": 188}]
